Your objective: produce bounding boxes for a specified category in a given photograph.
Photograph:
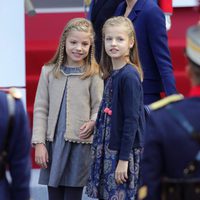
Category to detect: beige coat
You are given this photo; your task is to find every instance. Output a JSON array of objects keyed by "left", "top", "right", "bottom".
[{"left": 32, "top": 65, "right": 103, "bottom": 144}]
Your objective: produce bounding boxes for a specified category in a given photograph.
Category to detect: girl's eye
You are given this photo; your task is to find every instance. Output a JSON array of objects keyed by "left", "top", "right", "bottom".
[
  {"left": 105, "top": 37, "right": 112, "bottom": 41},
  {"left": 70, "top": 41, "right": 76, "bottom": 44},
  {"left": 82, "top": 42, "right": 89, "bottom": 46},
  {"left": 117, "top": 37, "right": 124, "bottom": 41}
]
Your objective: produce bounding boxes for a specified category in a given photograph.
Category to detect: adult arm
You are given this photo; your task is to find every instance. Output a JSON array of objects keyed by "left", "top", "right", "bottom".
[
  {"left": 8, "top": 99, "right": 31, "bottom": 200},
  {"left": 140, "top": 114, "right": 164, "bottom": 200},
  {"left": 146, "top": 6, "right": 177, "bottom": 95}
]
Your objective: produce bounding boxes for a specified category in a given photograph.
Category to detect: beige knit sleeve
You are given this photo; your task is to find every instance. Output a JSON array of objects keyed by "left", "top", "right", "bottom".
[
  {"left": 31, "top": 66, "right": 50, "bottom": 145},
  {"left": 90, "top": 74, "right": 104, "bottom": 121}
]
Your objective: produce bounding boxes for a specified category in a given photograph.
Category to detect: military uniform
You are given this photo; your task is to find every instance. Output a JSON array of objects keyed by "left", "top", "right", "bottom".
[
  {"left": 0, "top": 89, "right": 31, "bottom": 200},
  {"left": 139, "top": 25, "right": 200, "bottom": 200}
]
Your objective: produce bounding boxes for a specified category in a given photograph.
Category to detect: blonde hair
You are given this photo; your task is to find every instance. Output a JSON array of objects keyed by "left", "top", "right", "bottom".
[
  {"left": 47, "top": 18, "right": 99, "bottom": 79},
  {"left": 100, "top": 16, "right": 143, "bottom": 80}
]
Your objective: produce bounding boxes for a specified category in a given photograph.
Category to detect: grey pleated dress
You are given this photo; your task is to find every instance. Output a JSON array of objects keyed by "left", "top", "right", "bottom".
[{"left": 38, "top": 66, "right": 91, "bottom": 187}]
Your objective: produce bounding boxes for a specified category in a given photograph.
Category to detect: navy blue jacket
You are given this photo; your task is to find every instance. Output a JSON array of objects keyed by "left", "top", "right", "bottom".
[
  {"left": 115, "top": 0, "right": 177, "bottom": 103},
  {"left": 141, "top": 97, "right": 200, "bottom": 200},
  {"left": 0, "top": 91, "right": 31, "bottom": 200},
  {"left": 108, "top": 64, "right": 145, "bottom": 161},
  {"left": 89, "top": 0, "right": 123, "bottom": 62}
]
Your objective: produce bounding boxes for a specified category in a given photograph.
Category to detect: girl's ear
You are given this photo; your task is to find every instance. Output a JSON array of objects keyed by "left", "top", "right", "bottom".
[{"left": 129, "top": 39, "right": 134, "bottom": 48}]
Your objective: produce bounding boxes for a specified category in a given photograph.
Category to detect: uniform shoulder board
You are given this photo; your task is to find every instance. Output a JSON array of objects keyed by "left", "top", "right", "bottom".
[
  {"left": 149, "top": 94, "right": 184, "bottom": 111},
  {"left": 84, "top": 0, "right": 91, "bottom": 6},
  {"left": 8, "top": 88, "right": 22, "bottom": 99}
]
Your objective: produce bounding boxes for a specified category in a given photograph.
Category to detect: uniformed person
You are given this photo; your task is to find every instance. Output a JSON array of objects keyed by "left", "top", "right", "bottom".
[
  {"left": 0, "top": 88, "right": 31, "bottom": 200},
  {"left": 138, "top": 25, "right": 200, "bottom": 200}
]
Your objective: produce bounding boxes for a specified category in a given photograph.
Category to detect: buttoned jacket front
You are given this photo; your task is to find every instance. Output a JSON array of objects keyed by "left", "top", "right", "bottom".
[
  {"left": 32, "top": 65, "right": 103, "bottom": 144},
  {"left": 108, "top": 64, "right": 145, "bottom": 160}
]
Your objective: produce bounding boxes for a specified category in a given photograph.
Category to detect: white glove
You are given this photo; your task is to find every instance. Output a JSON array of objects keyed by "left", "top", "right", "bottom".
[{"left": 165, "top": 14, "right": 171, "bottom": 31}]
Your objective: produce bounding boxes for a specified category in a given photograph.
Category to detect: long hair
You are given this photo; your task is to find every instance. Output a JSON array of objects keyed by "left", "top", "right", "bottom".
[
  {"left": 100, "top": 16, "right": 143, "bottom": 81},
  {"left": 46, "top": 18, "right": 99, "bottom": 79}
]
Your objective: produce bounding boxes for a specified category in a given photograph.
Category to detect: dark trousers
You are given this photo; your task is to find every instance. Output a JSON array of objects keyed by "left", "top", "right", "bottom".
[{"left": 48, "top": 186, "right": 83, "bottom": 200}]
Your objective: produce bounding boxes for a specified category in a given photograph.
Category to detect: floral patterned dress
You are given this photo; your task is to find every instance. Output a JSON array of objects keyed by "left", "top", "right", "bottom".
[{"left": 86, "top": 70, "right": 142, "bottom": 200}]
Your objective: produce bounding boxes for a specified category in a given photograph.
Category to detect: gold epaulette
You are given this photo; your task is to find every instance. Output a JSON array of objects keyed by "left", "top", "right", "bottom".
[
  {"left": 138, "top": 185, "right": 148, "bottom": 200},
  {"left": 149, "top": 94, "right": 184, "bottom": 111},
  {"left": 8, "top": 88, "right": 22, "bottom": 99},
  {"left": 84, "top": 0, "right": 91, "bottom": 6}
]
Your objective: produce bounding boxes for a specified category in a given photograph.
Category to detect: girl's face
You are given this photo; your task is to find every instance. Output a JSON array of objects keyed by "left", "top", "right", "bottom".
[
  {"left": 65, "top": 30, "right": 91, "bottom": 66},
  {"left": 104, "top": 25, "right": 133, "bottom": 61}
]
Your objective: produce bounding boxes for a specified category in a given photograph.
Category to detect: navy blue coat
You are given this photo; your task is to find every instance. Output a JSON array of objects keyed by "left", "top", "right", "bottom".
[
  {"left": 0, "top": 91, "right": 31, "bottom": 200},
  {"left": 115, "top": 0, "right": 177, "bottom": 104},
  {"left": 141, "top": 97, "right": 200, "bottom": 200},
  {"left": 108, "top": 64, "right": 145, "bottom": 160},
  {"left": 89, "top": 0, "right": 123, "bottom": 63}
]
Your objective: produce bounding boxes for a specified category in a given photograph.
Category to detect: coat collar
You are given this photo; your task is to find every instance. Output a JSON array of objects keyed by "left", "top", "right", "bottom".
[
  {"left": 60, "top": 65, "right": 85, "bottom": 76},
  {"left": 133, "top": 0, "right": 146, "bottom": 11},
  {"left": 118, "top": 0, "right": 146, "bottom": 21}
]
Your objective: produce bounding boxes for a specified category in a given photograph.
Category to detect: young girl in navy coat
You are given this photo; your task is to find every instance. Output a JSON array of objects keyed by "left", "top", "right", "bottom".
[{"left": 86, "top": 16, "right": 145, "bottom": 200}]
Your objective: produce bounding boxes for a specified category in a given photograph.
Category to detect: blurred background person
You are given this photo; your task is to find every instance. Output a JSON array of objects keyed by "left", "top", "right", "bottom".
[
  {"left": 0, "top": 89, "right": 31, "bottom": 200},
  {"left": 115, "top": 0, "right": 177, "bottom": 104},
  {"left": 88, "top": 0, "right": 123, "bottom": 63},
  {"left": 139, "top": 24, "right": 200, "bottom": 200}
]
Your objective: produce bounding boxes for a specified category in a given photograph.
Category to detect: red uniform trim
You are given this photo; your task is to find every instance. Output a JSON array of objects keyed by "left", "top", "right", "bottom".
[
  {"left": 188, "top": 85, "right": 200, "bottom": 97},
  {"left": 158, "top": 0, "right": 173, "bottom": 14}
]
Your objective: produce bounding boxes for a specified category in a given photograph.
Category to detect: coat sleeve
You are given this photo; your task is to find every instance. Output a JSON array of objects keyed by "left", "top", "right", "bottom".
[
  {"left": 119, "top": 71, "right": 142, "bottom": 160},
  {"left": 146, "top": 6, "right": 177, "bottom": 96},
  {"left": 90, "top": 74, "right": 104, "bottom": 121},
  {"left": 8, "top": 99, "right": 31, "bottom": 200},
  {"left": 32, "top": 66, "right": 50, "bottom": 144},
  {"left": 140, "top": 113, "right": 164, "bottom": 199}
]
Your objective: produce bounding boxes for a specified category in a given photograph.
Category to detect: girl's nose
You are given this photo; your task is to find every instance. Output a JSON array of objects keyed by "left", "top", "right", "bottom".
[
  {"left": 111, "top": 39, "right": 117, "bottom": 46},
  {"left": 76, "top": 43, "right": 82, "bottom": 50}
]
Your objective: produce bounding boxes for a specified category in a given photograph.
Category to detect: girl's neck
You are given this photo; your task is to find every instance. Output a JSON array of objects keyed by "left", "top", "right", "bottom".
[
  {"left": 64, "top": 62, "right": 84, "bottom": 68},
  {"left": 112, "top": 59, "right": 127, "bottom": 70}
]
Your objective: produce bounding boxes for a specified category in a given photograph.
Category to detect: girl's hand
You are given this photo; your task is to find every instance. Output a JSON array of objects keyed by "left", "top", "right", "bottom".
[
  {"left": 35, "top": 143, "right": 49, "bottom": 169},
  {"left": 115, "top": 160, "right": 128, "bottom": 184},
  {"left": 79, "top": 120, "right": 95, "bottom": 139}
]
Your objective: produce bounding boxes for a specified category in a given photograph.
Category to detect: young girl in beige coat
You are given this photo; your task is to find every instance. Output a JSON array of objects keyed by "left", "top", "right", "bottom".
[{"left": 32, "top": 18, "right": 103, "bottom": 200}]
